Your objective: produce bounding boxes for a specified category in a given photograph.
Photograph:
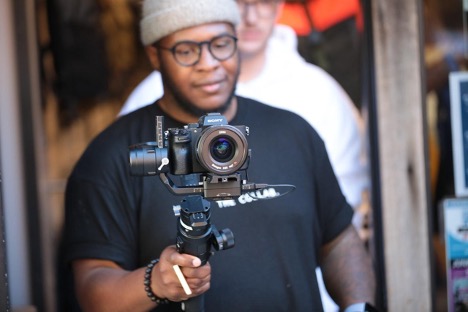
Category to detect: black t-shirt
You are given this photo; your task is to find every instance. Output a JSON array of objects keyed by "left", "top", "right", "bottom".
[{"left": 63, "top": 96, "right": 353, "bottom": 311}]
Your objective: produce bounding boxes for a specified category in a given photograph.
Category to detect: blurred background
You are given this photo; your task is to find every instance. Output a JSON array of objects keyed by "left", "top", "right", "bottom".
[{"left": 1, "top": 0, "right": 467, "bottom": 311}]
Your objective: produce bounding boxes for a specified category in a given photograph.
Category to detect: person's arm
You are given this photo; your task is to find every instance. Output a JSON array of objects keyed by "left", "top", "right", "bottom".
[
  {"left": 319, "top": 224, "right": 376, "bottom": 309},
  {"left": 72, "top": 245, "right": 211, "bottom": 312}
]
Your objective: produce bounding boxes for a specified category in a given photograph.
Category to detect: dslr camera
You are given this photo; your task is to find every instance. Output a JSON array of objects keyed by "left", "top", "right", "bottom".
[
  {"left": 168, "top": 113, "right": 250, "bottom": 175},
  {"left": 129, "top": 113, "right": 250, "bottom": 177}
]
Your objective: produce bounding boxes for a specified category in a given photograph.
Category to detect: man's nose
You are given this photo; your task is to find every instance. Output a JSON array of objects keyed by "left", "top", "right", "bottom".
[
  {"left": 196, "top": 44, "right": 220, "bottom": 68},
  {"left": 242, "top": 3, "right": 260, "bottom": 23}
]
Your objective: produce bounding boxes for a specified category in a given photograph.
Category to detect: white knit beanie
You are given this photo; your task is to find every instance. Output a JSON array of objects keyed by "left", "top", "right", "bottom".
[{"left": 140, "top": 0, "right": 241, "bottom": 46}]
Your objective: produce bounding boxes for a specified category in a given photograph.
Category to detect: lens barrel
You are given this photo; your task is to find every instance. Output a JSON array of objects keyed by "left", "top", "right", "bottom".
[{"left": 128, "top": 143, "right": 169, "bottom": 176}]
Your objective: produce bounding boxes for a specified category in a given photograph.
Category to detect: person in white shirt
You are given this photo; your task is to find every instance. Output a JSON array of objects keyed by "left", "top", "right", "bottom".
[{"left": 119, "top": 1, "right": 370, "bottom": 310}]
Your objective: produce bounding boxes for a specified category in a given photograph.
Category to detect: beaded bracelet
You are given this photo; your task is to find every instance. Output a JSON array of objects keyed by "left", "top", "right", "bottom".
[{"left": 144, "top": 259, "right": 169, "bottom": 305}]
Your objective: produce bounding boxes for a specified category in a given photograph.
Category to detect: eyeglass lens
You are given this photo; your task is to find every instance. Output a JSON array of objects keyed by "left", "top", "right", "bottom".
[{"left": 172, "top": 35, "right": 237, "bottom": 66}]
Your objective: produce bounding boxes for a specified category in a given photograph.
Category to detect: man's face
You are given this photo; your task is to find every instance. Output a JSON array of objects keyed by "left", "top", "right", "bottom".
[
  {"left": 152, "top": 23, "right": 240, "bottom": 117},
  {"left": 236, "top": 0, "right": 283, "bottom": 59}
]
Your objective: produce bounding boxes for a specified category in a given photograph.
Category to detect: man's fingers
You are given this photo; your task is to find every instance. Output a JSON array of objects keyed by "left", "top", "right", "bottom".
[
  {"left": 186, "top": 274, "right": 211, "bottom": 288},
  {"left": 156, "top": 245, "right": 211, "bottom": 300},
  {"left": 160, "top": 246, "right": 202, "bottom": 268}
]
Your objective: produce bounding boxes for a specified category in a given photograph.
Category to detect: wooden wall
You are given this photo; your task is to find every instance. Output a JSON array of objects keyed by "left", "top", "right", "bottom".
[{"left": 370, "top": 0, "right": 433, "bottom": 310}]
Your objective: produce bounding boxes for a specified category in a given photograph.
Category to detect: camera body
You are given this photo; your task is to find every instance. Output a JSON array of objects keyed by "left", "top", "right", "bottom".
[
  {"left": 168, "top": 113, "right": 250, "bottom": 175},
  {"left": 129, "top": 113, "right": 250, "bottom": 177}
]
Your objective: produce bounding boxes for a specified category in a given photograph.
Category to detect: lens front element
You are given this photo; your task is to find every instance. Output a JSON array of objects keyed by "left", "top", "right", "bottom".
[{"left": 211, "top": 137, "right": 234, "bottom": 162}]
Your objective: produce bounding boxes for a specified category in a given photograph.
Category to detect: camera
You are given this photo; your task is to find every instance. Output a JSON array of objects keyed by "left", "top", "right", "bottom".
[
  {"left": 129, "top": 113, "right": 250, "bottom": 177},
  {"left": 168, "top": 113, "right": 250, "bottom": 175}
]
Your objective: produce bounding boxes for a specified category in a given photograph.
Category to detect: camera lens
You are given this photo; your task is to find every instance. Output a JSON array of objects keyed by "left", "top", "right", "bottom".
[
  {"left": 196, "top": 125, "right": 249, "bottom": 175},
  {"left": 211, "top": 137, "right": 234, "bottom": 162}
]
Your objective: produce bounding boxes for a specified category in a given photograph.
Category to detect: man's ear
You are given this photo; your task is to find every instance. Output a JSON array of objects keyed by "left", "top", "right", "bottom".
[{"left": 145, "top": 45, "right": 161, "bottom": 71}]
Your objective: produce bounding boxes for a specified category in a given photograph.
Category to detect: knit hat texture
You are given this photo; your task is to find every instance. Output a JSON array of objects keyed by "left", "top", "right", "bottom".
[{"left": 140, "top": 0, "right": 241, "bottom": 46}]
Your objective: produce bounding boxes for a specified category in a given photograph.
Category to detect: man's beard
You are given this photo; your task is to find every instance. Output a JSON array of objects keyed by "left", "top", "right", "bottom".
[{"left": 160, "top": 65, "right": 240, "bottom": 118}]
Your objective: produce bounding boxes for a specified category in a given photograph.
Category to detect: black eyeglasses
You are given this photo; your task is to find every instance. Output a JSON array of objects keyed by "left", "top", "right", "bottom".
[{"left": 155, "top": 34, "right": 238, "bottom": 67}]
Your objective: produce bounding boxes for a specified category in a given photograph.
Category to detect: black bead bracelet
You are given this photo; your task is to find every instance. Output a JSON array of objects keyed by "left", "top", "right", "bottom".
[{"left": 144, "top": 259, "right": 169, "bottom": 305}]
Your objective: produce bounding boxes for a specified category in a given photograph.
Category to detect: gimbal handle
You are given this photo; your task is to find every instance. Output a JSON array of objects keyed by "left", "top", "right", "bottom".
[{"left": 175, "top": 195, "right": 234, "bottom": 312}]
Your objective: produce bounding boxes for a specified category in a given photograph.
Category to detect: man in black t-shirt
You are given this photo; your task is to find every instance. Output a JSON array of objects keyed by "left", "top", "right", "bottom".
[{"left": 62, "top": 0, "right": 376, "bottom": 311}]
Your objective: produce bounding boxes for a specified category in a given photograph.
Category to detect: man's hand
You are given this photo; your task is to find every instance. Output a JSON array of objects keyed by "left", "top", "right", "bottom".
[
  {"left": 72, "top": 245, "right": 211, "bottom": 312},
  {"left": 153, "top": 245, "right": 211, "bottom": 302}
]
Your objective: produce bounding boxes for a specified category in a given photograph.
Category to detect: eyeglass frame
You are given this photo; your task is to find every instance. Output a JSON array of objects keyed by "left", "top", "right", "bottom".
[{"left": 154, "top": 34, "right": 239, "bottom": 67}]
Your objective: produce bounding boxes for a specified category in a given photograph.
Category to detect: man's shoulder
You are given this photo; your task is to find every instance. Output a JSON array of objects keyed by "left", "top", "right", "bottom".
[
  {"left": 263, "top": 47, "right": 344, "bottom": 95},
  {"left": 237, "top": 95, "right": 267, "bottom": 107},
  {"left": 69, "top": 109, "right": 157, "bottom": 181},
  {"left": 237, "top": 95, "right": 295, "bottom": 116},
  {"left": 119, "top": 71, "right": 163, "bottom": 116},
  {"left": 85, "top": 107, "right": 156, "bottom": 155},
  {"left": 284, "top": 58, "right": 337, "bottom": 84},
  {"left": 236, "top": 96, "right": 318, "bottom": 132}
]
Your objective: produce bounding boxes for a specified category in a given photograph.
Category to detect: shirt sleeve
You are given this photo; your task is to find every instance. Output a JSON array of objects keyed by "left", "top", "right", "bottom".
[
  {"left": 312, "top": 133, "right": 354, "bottom": 244},
  {"left": 62, "top": 129, "right": 140, "bottom": 270}
]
